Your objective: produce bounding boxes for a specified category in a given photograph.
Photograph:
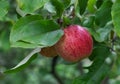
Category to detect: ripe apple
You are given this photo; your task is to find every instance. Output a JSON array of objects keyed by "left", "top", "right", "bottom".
[
  {"left": 40, "top": 46, "right": 57, "bottom": 57},
  {"left": 54, "top": 25, "right": 93, "bottom": 62}
]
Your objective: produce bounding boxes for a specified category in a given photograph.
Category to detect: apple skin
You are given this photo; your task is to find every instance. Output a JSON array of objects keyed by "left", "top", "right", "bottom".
[
  {"left": 54, "top": 25, "right": 93, "bottom": 62},
  {"left": 40, "top": 46, "right": 57, "bottom": 57}
]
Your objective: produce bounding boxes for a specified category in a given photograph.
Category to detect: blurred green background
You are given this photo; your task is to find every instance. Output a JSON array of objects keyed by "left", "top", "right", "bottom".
[{"left": 0, "top": 47, "right": 80, "bottom": 84}]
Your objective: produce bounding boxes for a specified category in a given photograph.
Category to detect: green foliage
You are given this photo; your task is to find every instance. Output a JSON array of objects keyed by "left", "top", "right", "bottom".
[
  {"left": 87, "top": 0, "right": 96, "bottom": 13},
  {"left": 50, "top": 0, "right": 64, "bottom": 17},
  {"left": 89, "top": 21, "right": 113, "bottom": 42},
  {"left": 4, "top": 53, "right": 38, "bottom": 74},
  {"left": 96, "top": 0, "right": 104, "bottom": 8},
  {"left": 17, "top": 0, "right": 49, "bottom": 14},
  {"left": 95, "top": 0, "right": 113, "bottom": 27},
  {"left": 0, "top": 0, "right": 9, "bottom": 20},
  {"left": 50, "top": 0, "right": 71, "bottom": 17},
  {"left": 82, "top": 15, "right": 95, "bottom": 28},
  {"left": 0, "top": 0, "right": 120, "bottom": 84},
  {"left": 112, "top": 0, "right": 120, "bottom": 37},
  {"left": 78, "top": 0, "right": 88, "bottom": 15},
  {"left": 73, "top": 46, "right": 113, "bottom": 84},
  {"left": 10, "top": 15, "right": 63, "bottom": 48}
]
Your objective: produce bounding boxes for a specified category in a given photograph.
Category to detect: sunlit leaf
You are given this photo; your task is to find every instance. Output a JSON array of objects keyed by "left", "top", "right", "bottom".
[
  {"left": 16, "top": 0, "right": 49, "bottom": 14},
  {"left": 87, "top": 0, "right": 96, "bottom": 13},
  {"left": 10, "top": 15, "right": 64, "bottom": 48},
  {"left": 44, "top": 2, "right": 56, "bottom": 14}
]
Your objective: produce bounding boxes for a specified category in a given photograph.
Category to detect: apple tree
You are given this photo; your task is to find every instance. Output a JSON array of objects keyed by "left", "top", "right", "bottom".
[{"left": 0, "top": 0, "right": 120, "bottom": 84}]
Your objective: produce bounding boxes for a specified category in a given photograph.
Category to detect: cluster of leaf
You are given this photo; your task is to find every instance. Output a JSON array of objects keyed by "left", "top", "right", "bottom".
[{"left": 0, "top": 0, "right": 120, "bottom": 84}]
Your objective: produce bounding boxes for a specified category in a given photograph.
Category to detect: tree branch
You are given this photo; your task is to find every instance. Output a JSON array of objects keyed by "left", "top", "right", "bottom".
[
  {"left": 51, "top": 56, "right": 64, "bottom": 84},
  {"left": 101, "top": 76, "right": 109, "bottom": 84}
]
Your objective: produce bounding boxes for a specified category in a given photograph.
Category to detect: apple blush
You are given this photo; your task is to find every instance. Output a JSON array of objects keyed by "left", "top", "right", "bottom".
[{"left": 54, "top": 25, "right": 93, "bottom": 62}]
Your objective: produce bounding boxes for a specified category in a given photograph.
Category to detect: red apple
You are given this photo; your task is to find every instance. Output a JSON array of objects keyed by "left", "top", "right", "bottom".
[
  {"left": 40, "top": 46, "right": 57, "bottom": 57},
  {"left": 54, "top": 25, "right": 93, "bottom": 62}
]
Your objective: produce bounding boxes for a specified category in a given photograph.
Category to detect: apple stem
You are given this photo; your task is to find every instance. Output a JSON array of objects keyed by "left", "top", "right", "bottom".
[{"left": 51, "top": 56, "right": 64, "bottom": 84}]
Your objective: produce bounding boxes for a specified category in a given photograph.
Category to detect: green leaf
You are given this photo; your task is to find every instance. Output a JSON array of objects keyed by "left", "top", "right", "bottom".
[
  {"left": 63, "top": 16, "right": 71, "bottom": 26},
  {"left": 4, "top": 48, "right": 41, "bottom": 73},
  {"left": 50, "top": 0, "right": 70, "bottom": 17},
  {"left": 10, "top": 15, "right": 64, "bottom": 48},
  {"left": 89, "top": 21, "right": 112, "bottom": 42},
  {"left": 60, "top": 0, "right": 71, "bottom": 8},
  {"left": 73, "top": 46, "right": 112, "bottom": 84},
  {"left": 82, "top": 15, "right": 95, "bottom": 28},
  {"left": 72, "top": 16, "right": 81, "bottom": 25},
  {"left": 96, "top": 25, "right": 112, "bottom": 42},
  {"left": 95, "top": 0, "right": 113, "bottom": 27},
  {"left": 21, "top": 29, "right": 63, "bottom": 46},
  {"left": 78, "top": 0, "right": 88, "bottom": 15},
  {"left": 50, "top": 0, "right": 64, "bottom": 17},
  {"left": 87, "top": 0, "right": 96, "bottom": 13},
  {"left": 10, "top": 15, "right": 42, "bottom": 43},
  {"left": 16, "top": 0, "right": 49, "bottom": 14},
  {"left": 44, "top": 2, "right": 56, "bottom": 14},
  {"left": 11, "top": 41, "right": 41, "bottom": 48},
  {"left": 96, "top": 0, "right": 104, "bottom": 8},
  {"left": 0, "top": 0, "right": 9, "bottom": 20},
  {"left": 112, "top": 0, "right": 120, "bottom": 37}
]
